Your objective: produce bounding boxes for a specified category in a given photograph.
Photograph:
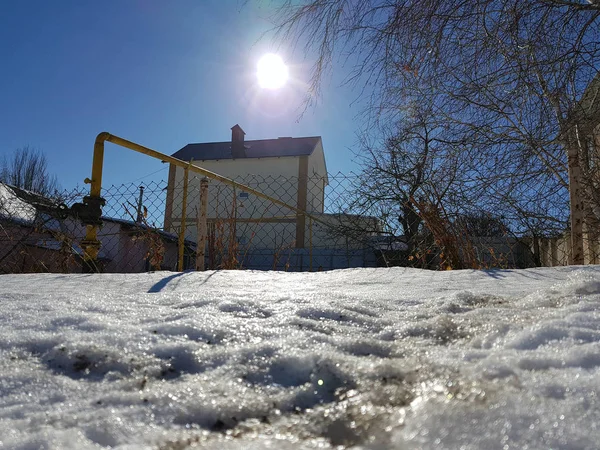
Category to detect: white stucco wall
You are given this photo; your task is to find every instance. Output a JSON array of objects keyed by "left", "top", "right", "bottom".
[
  {"left": 166, "top": 142, "right": 328, "bottom": 249},
  {"left": 307, "top": 140, "right": 327, "bottom": 214}
]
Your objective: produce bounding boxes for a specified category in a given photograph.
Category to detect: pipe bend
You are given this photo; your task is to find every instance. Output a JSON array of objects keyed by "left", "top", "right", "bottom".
[{"left": 95, "top": 132, "right": 111, "bottom": 144}]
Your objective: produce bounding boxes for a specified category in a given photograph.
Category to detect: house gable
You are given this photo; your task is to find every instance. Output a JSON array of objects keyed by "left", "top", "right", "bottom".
[
  {"left": 172, "top": 136, "right": 322, "bottom": 161},
  {"left": 164, "top": 129, "right": 328, "bottom": 251}
]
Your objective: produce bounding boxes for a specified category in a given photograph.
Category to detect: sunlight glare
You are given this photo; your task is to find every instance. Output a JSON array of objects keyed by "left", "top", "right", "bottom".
[{"left": 257, "top": 53, "right": 289, "bottom": 90}]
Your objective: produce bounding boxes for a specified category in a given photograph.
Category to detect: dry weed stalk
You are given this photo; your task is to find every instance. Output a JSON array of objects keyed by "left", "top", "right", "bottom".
[
  {"left": 271, "top": 239, "right": 296, "bottom": 271},
  {"left": 414, "top": 200, "right": 478, "bottom": 270},
  {"left": 123, "top": 201, "right": 165, "bottom": 270},
  {"left": 208, "top": 187, "right": 239, "bottom": 270}
]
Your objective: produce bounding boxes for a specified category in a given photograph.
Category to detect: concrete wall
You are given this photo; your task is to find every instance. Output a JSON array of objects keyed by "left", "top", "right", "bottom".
[
  {"left": 61, "top": 218, "right": 182, "bottom": 273},
  {"left": 529, "top": 230, "right": 600, "bottom": 267}
]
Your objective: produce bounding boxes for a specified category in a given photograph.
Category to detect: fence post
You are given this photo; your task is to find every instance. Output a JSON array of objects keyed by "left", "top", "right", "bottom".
[
  {"left": 196, "top": 177, "right": 209, "bottom": 271},
  {"left": 295, "top": 156, "right": 308, "bottom": 248},
  {"left": 309, "top": 216, "right": 313, "bottom": 271},
  {"left": 136, "top": 185, "right": 144, "bottom": 223},
  {"left": 178, "top": 163, "right": 191, "bottom": 271}
]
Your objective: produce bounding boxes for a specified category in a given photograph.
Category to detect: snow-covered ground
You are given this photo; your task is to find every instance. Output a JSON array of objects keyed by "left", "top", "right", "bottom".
[{"left": 1, "top": 266, "right": 600, "bottom": 449}]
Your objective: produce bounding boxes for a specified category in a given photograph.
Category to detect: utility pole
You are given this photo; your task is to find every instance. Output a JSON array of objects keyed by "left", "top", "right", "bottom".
[{"left": 136, "top": 185, "right": 145, "bottom": 224}]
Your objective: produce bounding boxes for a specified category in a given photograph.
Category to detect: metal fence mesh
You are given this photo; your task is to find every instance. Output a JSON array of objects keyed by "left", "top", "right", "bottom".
[
  {"left": 162, "top": 172, "right": 384, "bottom": 271},
  {"left": 0, "top": 173, "right": 401, "bottom": 273},
  {"left": 3, "top": 166, "right": 572, "bottom": 274}
]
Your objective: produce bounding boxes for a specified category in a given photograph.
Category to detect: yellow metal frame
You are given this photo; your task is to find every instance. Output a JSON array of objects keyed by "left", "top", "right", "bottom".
[
  {"left": 83, "top": 132, "right": 325, "bottom": 271},
  {"left": 177, "top": 163, "right": 191, "bottom": 271}
]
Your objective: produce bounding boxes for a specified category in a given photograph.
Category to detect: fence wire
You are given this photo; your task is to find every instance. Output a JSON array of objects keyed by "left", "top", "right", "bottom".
[
  {"left": 1, "top": 170, "right": 572, "bottom": 274},
  {"left": 0, "top": 174, "right": 405, "bottom": 273},
  {"left": 160, "top": 172, "right": 389, "bottom": 271}
]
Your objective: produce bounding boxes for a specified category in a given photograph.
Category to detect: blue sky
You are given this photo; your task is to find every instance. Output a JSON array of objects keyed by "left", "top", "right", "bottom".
[{"left": 0, "top": 0, "right": 362, "bottom": 190}]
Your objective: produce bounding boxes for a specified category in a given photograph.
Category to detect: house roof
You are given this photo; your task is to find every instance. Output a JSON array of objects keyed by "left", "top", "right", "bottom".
[
  {"left": 100, "top": 216, "right": 196, "bottom": 247},
  {"left": 0, "top": 183, "right": 56, "bottom": 225},
  {"left": 172, "top": 136, "right": 322, "bottom": 161}
]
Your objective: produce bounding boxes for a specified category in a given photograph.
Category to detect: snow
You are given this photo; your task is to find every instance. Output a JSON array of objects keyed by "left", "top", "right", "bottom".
[
  {"left": 0, "top": 184, "right": 36, "bottom": 224},
  {"left": 1, "top": 266, "right": 600, "bottom": 449}
]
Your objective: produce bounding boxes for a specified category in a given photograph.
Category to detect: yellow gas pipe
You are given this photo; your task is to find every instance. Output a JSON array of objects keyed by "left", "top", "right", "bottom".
[{"left": 83, "top": 132, "right": 328, "bottom": 271}]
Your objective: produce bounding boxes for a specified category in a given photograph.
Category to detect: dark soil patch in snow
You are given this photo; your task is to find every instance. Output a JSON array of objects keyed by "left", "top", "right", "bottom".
[
  {"left": 296, "top": 307, "right": 377, "bottom": 328},
  {"left": 218, "top": 302, "right": 273, "bottom": 319},
  {"left": 151, "top": 323, "right": 227, "bottom": 345},
  {"left": 152, "top": 344, "right": 225, "bottom": 379},
  {"left": 42, "top": 345, "right": 136, "bottom": 380},
  {"left": 340, "top": 339, "right": 393, "bottom": 358}
]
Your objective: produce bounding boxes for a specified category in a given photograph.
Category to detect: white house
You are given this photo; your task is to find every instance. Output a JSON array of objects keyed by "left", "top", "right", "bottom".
[{"left": 163, "top": 125, "right": 329, "bottom": 252}]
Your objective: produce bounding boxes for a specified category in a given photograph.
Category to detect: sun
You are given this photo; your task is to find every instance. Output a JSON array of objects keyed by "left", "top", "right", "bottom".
[{"left": 256, "top": 53, "right": 289, "bottom": 89}]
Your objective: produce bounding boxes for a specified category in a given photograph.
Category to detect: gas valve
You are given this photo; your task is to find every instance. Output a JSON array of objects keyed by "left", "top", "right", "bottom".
[{"left": 69, "top": 195, "right": 106, "bottom": 226}]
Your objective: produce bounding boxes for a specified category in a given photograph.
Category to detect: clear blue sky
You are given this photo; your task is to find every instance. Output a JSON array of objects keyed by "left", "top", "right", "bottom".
[{"left": 0, "top": 0, "right": 362, "bottom": 191}]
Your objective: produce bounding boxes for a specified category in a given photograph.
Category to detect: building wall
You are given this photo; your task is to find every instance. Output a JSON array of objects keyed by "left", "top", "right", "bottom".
[
  {"left": 0, "top": 223, "right": 70, "bottom": 273},
  {"left": 168, "top": 157, "right": 298, "bottom": 228},
  {"left": 529, "top": 230, "right": 600, "bottom": 267},
  {"left": 307, "top": 140, "right": 327, "bottom": 213},
  {"left": 62, "top": 218, "right": 181, "bottom": 273},
  {"left": 165, "top": 152, "right": 327, "bottom": 248}
]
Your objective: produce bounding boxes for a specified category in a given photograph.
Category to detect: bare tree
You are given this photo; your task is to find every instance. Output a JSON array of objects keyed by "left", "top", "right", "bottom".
[
  {"left": 349, "top": 98, "right": 469, "bottom": 258},
  {"left": 262, "top": 0, "right": 600, "bottom": 263},
  {"left": 1, "top": 147, "right": 59, "bottom": 197}
]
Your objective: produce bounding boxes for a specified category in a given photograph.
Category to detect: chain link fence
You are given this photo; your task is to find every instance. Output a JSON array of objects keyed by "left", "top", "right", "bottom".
[
  {"left": 0, "top": 184, "right": 87, "bottom": 273},
  {"left": 165, "top": 171, "right": 394, "bottom": 271},
  {"left": 1, "top": 173, "right": 406, "bottom": 274},
  {"left": 2, "top": 168, "right": 558, "bottom": 274}
]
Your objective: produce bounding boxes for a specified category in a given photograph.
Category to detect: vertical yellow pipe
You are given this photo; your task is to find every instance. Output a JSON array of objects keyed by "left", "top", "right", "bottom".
[
  {"left": 178, "top": 165, "right": 190, "bottom": 271},
  {"left": 196, "top": 177, "right": 209, "bottom": 271},
  {"left": 309, "top": 216, "right": 313, "bottom": 271},
  {"left": 82, "top": 132, "right": 109, "bottom": 271}
]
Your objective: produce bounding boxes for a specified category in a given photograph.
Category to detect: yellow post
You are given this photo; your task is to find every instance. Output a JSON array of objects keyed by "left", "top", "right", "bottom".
[
  {"left": 196, "top": 177, "right": 209, "bottom": 271},
  {"left": 81, "top": 132, "right": 109, "bottom": 272},
  {"left": 178, "top": 163, "right": 191, "bottom": 271},
  {"left": 309, "top": 216, "right": 313, "bottom": 272}
]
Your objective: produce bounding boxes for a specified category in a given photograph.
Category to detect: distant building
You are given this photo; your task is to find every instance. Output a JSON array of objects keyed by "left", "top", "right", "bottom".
[
  {"left": 0, "top": 182, "right": 189, "bottom": 273},
  {"left": 163, "top": 125, "right": 329, "bottom": 252}
]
